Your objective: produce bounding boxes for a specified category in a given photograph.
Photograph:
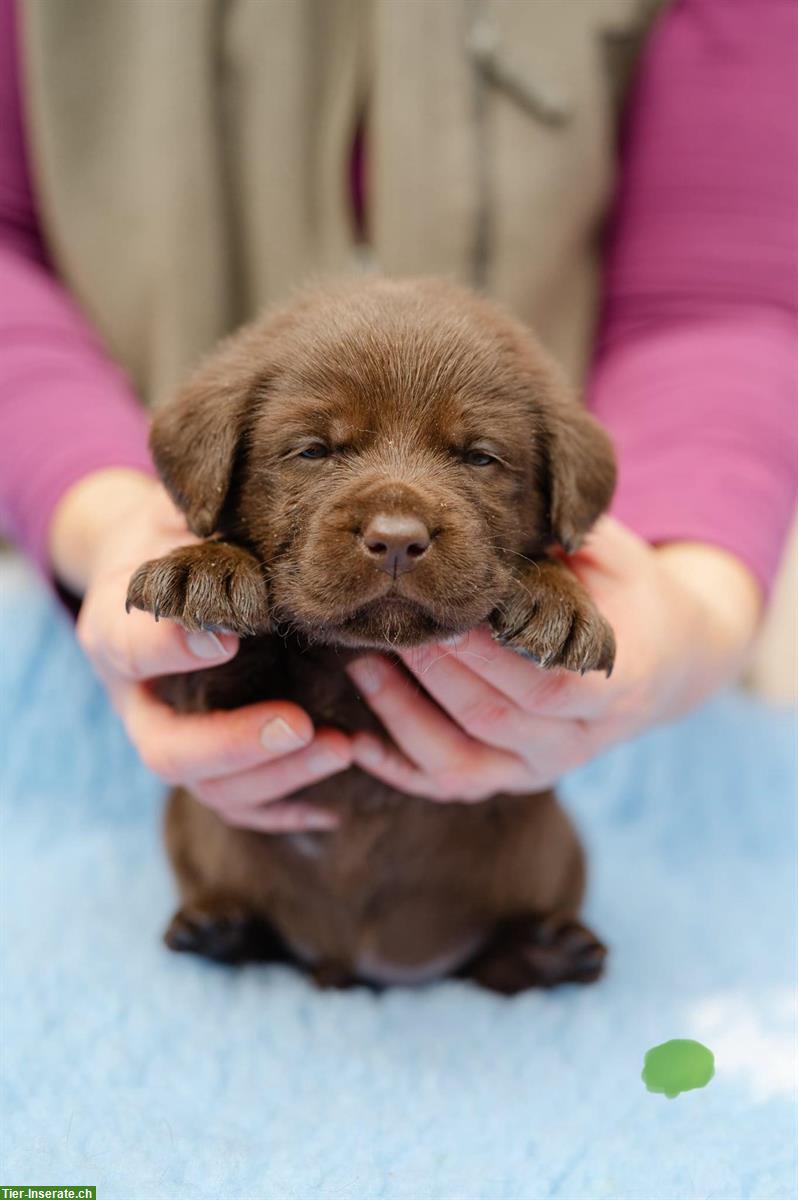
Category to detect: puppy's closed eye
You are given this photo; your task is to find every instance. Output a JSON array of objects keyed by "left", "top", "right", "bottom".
[
  {"left": 459, "top": 447, "right": 502, "bottom": 468},
  {"left": 297, "top": 441, "right": 332, "bottom": 460}
]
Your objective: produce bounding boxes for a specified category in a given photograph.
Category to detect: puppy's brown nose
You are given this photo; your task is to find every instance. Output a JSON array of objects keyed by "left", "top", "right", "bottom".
[{"left": 361, "top": 514, "right": 431, "bottom": 575}]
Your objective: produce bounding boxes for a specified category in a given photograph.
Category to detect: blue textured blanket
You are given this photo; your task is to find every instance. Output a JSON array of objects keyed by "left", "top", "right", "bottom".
[{"left": 1, "top": 558, "right": 796, "bottom": 1200}]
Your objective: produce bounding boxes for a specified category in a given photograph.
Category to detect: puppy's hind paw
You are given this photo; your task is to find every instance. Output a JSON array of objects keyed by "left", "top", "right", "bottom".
[
  {"left": 462, "top": 915, "right": 607, "bottom": 994},
  {"left": 165, "top": 901, "right": 290, "bottom": 966},
  {"left": 126, "top": 542, "right": 270, "bottom": 637}
]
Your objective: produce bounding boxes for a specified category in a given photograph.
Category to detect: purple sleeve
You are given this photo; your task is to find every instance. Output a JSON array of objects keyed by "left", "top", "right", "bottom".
[
  {"left": 589, "top": 0, "right": 798, "bottom": 594},
  {"left": 0, "top": 0, "right": 154, "bottom": 572}
]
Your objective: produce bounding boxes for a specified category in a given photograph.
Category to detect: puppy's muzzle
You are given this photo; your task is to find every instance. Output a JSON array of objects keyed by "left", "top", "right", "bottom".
[{"left": 360, "top": 512, "right": 431, "bottom": 575}]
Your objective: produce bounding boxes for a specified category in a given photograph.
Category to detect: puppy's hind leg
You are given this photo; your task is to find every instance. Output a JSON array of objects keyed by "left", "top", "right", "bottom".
[
  {"left": 459, "top": 786, "right": 607, "bottom": 994},
  {"left": 163, "top": 787, "right": 290, "bottom": 967}
]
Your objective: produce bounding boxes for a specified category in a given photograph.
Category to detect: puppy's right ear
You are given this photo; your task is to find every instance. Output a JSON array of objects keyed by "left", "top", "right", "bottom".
[{"left": 150, "top": 327, "right": 271, "bottom": 538}]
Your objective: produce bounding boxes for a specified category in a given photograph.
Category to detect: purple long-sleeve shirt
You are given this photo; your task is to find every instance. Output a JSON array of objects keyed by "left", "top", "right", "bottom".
[{"left": 1, "top": 0, "right": 796, "bottom": 591}]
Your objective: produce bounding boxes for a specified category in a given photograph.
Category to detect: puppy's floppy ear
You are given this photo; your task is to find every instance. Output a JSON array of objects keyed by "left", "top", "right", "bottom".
[
  {"left": 150, "top": 325, "right": 272, "bottom": 538},
  {"left": 542, "top": 396, "right": 616, "bottom": 553},
  {"left": 502, "top": 315, "right": 616, "bottom": 554}
]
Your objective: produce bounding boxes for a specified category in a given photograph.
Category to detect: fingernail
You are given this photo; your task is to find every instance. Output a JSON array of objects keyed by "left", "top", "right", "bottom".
[
  {"left": 308, "top": 746, "right": 348, "bottom": 776},
  {"left": 346, "top": 656, "right": 385, "bottom": 696},
  {"left": 186, "top": 630, "right": 228, "bottom": 659},
  {"left": 260, "top": 717, "right": 307, "bottom": 754}
]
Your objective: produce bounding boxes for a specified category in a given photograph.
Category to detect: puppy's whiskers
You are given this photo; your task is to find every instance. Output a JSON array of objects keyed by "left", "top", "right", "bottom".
[{"left": 490, "top": 545, "right": 541, "bottom": 570}]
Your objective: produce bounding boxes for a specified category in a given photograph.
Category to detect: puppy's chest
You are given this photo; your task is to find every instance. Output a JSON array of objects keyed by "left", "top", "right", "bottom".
[{"left": 282, "top": 646, "right": 379, "bottom": 734}]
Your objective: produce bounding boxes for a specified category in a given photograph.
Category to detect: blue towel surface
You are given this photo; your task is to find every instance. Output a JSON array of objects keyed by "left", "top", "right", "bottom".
[{"left": 1, "top": 559, "right": 796, "bottom": 1200}]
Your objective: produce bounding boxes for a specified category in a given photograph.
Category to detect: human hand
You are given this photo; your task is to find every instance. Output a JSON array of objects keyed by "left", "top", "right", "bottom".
[
  {"left": 50, "top": 469, "right": 351, "bottom": 831},
  {"left": 346, "top": 517, "right": 761, "bottom": 801}
]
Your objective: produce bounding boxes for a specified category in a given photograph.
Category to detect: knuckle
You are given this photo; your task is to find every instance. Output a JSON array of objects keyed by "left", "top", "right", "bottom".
[
  {"left": 518, "top": 670, "right": 570, "bottom": 714},
  {"left": 456, "top": 696, "right": 512, "bottom": 737}
]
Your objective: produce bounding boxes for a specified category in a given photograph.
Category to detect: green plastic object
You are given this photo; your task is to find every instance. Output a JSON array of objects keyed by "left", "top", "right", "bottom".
[{"left": 642, "top": 1039, "right": 715, "bottom": 1099}]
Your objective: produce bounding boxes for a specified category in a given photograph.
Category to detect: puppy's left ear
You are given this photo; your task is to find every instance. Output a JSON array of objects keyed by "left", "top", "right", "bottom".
[
  {"left": 542, "top": 398, "right": 616, "bottom": 553},
  {"left": 150, "top": 323, "right": 272, "bottom": 538}
]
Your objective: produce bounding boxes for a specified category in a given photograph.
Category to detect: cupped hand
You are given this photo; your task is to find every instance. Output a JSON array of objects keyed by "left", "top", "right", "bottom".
[
  {"left": 346, "top": 517, "right": 761, "bottom": 801},
  {"left": 53, "top": 470, "right": 350, "bottom": 832}
]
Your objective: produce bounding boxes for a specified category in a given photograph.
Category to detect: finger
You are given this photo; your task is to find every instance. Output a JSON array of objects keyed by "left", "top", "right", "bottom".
[
  {"left": 81, "top": 584, "right": 239, "bottom": 683},
  {"left": 345, "top": 655, "right": 474, "bottom": 771},
  {"left": 423, "top": 627, "right": 615, "bottom": 719},
  {"left": 351, "top": 732, "right": 532, "bottom": 802},
  {"left": 197, "top": 729, "right": 353, "bottom": 812},
  {"left": 397, "top": 642, "right": 574, "bottom": 754},
  {"left": 350, "top": 733, "right": 436, "bottom": 798},
  {"left": 355, "top": 646, "right": 606, "bottom": 790},
  {"left": 345, "top": 656, "right": 531, "bottom": 796},
  {"left": 120, "top": 686, "right": 319, "bottom": 783}
]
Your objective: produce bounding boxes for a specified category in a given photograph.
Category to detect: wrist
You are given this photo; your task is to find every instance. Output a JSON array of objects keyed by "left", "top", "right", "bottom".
[{"left": 48, "top": 468, "right": 161, "bottom": 595}]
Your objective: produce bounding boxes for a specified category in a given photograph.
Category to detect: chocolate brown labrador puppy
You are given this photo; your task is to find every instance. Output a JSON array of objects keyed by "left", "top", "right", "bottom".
[{"left": 127, "top": 278, "right": 616, "bottom": 993}]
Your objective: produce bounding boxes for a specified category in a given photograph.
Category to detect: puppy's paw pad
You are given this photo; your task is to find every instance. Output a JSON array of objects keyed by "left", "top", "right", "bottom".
[{"left": 126, "top": 543, "right": 269, "bottom": 636}]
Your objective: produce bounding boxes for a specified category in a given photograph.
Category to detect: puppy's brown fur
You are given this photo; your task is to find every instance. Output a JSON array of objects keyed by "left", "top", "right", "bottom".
[{"left": 127, "top": 278, "right": 616, "bottom": 993}]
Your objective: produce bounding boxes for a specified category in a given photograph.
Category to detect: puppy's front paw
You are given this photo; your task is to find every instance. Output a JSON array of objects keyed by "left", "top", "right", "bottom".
[
  {"left": 491, "top": 568, "right": 615, "bottom": 676},
  {"left": 126, "top": 543, "right": 270, "bottom": 636}
]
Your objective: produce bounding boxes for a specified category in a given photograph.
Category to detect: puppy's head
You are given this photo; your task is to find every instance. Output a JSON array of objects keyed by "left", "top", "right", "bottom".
[{"left": 151, "top": 279, "right": 615, "bottom": 648}]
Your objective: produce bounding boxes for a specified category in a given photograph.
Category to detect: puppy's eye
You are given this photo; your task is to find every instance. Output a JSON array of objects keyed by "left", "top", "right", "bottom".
[
  {"left": 462, "top": 448, "right": 497, "bottom": 467},
  {"left": 298, "top": 442, "right": 330, "bottom": 460}
]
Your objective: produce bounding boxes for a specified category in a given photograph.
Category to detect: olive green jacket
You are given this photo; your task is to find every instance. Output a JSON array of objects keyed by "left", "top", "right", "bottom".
[{"left": 21, "top": 0, "right": 664, "bottom": 406}]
